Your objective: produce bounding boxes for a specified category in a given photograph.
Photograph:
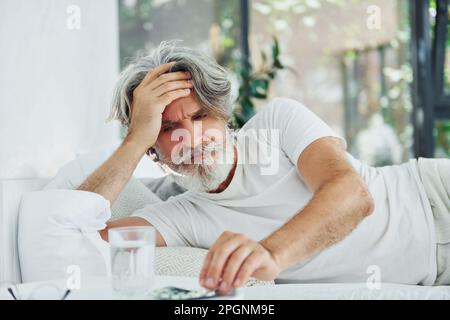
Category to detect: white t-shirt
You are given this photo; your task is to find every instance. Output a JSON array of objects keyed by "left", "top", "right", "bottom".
[{"left": 133, "top": 97, "right": 437, "bottom": 285}]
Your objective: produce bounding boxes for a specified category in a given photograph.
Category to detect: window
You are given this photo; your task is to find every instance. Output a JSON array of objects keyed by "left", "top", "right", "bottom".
[
  {"left": 249, "top": 0, "right": 413, "bottom": 165},
  {"left": 411, "top": 0, "right": 450, "bottom": 157},
  {"left": 118, "top": 0, "right": 241, "bottom": 68},
  {"left": 433, "top": 0, "right": 450, "bottom": 157},
  {"left": 118, "top": 0, "right": 448, "bottom": 161}
]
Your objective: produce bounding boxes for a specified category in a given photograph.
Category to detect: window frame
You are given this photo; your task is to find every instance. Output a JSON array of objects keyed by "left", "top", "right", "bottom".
[
  {"left": 411, "top": 0, "right": 450, "bottom": 157},
  {"left": 434, "top": 0, "right": 450, "bottom": 117}
]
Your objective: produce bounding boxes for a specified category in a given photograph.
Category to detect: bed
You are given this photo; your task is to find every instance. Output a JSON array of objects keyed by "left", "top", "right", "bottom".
[{"left": 1, "top": 178, "right": 449, "bottom": 299}]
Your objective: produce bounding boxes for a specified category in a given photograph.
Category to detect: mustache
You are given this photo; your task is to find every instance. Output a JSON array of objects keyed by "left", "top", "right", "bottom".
[
  {"left": 155, "top": 140, "right": 233, "bottom": 178},
  {"left": 174, "top": 142, "right": 224, "bottom": 164}
]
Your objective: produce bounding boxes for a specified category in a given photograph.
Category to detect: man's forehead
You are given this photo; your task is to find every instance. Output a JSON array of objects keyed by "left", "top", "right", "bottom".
[{"left": 162, "top": 94, "right": 202, "bottom": 123}]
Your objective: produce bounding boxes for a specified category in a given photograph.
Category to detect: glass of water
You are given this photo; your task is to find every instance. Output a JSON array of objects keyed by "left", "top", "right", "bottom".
[{"left": 109, "top": 226, "right": 155, "bottom": 297}]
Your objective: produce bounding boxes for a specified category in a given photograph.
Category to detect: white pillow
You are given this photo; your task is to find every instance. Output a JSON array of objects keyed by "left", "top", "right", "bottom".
[
  {"left": 18, "top": 151, "right": 164, "bottom": 283},
  {"left": 110, "top": 178, "right": 162, "bottom": 221},
  {"left": 18, "top": 190, "right": 111, "bottom": 283},
  {"left": 18, "top": 183, "right": 163, "bottom": 283}
]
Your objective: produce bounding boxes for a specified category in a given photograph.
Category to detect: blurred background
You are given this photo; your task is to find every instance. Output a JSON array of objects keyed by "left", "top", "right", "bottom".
[{"left": 0, "top": 0, "right": 448, "bottom": 180}]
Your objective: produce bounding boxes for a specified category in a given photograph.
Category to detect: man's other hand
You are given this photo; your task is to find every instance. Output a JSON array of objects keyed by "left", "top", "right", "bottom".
[{"left": 199, "top": 231, "right": 281, "bottom": 294}]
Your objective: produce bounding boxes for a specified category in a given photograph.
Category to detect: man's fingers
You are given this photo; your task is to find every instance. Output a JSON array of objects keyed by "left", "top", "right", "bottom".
[
  {"left": 159, "top": 89, "right": 191, "bottom": 106},
  {"left": 149, "top": 71, "right": 191, "bottom": 90},
  {"left": 209, "top": 231, "right": 236, "bottom": 252},
  {"left": 220, "top": 244, "right": 254, "bottom": 293},
  {"left": 199, "top": 232, "right": 235, "bottom": 286},
  {"left": 233, "top": 251, "right": 263, "bottom": 288},
  {"left": 154, "top": 80, "right": 194, "bottom": 97},
  {"left": 199, "top": 250, "right": 213, "bottom": 286},
  {"left": 141, "top": 62, "right": 176, "bottom": 87},
  {"left": 203, "top": 236, "right": 245, "bottom": 289}
]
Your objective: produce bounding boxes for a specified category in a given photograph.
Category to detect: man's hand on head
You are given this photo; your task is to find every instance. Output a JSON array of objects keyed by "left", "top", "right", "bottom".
[
  {"left": 199, "top": 231, "right": 281, "bottom": 294},
  {"left": 126, "top": 62, "right": 193, "bottom": 149}
]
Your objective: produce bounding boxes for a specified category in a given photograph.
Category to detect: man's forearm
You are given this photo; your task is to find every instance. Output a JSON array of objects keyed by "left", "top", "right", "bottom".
[
  {"left": 261, "top": 172, "right": 374, "bottom": 270},
  {"left": 78, "top": 138, "right": 148, "bottom": 204}
]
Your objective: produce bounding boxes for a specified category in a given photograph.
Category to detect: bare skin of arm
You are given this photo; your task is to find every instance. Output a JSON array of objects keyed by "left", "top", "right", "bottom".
[
  {"left": 78, "top": 62, "right": 193, "bottom": 246},
  {"left": 80, "top": 139, "right": 167, "bottom": 245},
  {"left": 260, "top": 137, "right": 375, "bottom": 269},
  {"left": 200, "top": 137, "right": 375, "bottom": 293}
]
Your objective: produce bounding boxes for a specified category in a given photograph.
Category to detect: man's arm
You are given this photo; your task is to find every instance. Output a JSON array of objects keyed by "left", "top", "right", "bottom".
[
  {"left": 77, "top": 62, "right": 193, "bottom": 245},
  {"left": 200, "top": 137, "right": 374, "bottom": 293},
  {"left": 78, "top": 139, "right": 170, "bottom": 245},
  {"left": 78, "top": 138, "right": 148, "bottom": 204},
  {"left": 260, "top": 137, "right": 374, "bottom": 269}
]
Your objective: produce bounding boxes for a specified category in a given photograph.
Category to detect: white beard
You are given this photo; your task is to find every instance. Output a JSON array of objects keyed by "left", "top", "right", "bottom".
[
  {"left": 171, "top": 160, "right": 234, "bottom": 192},
  {"left": 154, "top": 134, "right": 236, "bottom": 193}
]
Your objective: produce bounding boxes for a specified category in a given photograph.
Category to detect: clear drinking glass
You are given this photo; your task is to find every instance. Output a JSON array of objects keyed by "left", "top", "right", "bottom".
[{"left": 109, "top": 226, "right": 155, "bottom": 296}]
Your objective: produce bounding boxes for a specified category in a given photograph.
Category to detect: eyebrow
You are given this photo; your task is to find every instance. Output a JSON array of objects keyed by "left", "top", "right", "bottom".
[{"left": 161, "top": 109, "right": 205, "bottom": 126}]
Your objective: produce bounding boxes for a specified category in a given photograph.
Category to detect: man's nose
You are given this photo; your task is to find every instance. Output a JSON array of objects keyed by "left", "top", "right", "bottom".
[{"left": 181, "top": 120, "right": 204, "bottom": 149}]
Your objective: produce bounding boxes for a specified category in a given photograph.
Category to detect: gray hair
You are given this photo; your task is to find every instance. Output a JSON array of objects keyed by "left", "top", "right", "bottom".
[{"left": 109, "top": 40, "right": 233, "bottom": 126}]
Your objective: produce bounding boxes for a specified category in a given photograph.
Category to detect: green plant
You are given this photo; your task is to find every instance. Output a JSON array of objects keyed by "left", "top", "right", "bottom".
[
  {"left": 232, "top": 37, "right": 288, "bottom": 128},
  {"left": 435, "top": 120, "right": 450, "bottom": 157}
]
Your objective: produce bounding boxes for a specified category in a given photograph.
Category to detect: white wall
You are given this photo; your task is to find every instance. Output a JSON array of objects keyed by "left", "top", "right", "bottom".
[{"left": 0, "top": 0, "right": 121, "bottom": 179}]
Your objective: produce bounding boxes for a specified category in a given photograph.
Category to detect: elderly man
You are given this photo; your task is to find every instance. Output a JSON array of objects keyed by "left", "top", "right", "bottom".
[{"left": 79, "top": 41, "right": 450, "bottom": 293}]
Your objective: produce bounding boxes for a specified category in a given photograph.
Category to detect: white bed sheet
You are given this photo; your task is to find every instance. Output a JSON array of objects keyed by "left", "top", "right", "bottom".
[
  {"left": 245, "top": 282, "right": 450, "bottom": 300},
  {"left": 1, "top": 276, "right": 449, "bottom": 300}
]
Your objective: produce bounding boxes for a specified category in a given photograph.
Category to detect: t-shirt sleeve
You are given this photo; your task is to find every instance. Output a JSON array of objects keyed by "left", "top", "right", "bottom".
[
  {"left": 263, "top": 97, "right": 346, "bottom": 167},
  {"left": 131, "top": 198, "right": 196, "bottom": 247}
]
